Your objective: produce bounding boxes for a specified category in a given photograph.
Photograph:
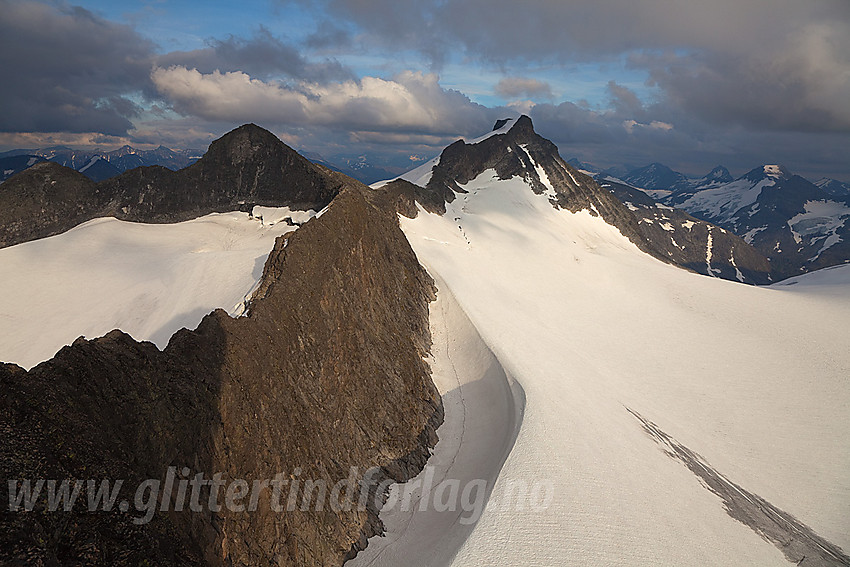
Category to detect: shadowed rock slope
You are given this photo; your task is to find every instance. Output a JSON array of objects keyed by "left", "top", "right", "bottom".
[
  {"left": 377, "top": 116, "right": 772, "bottom": 284},
  {"left": 0, "top": 124, "right": 348, "bottom": 248},
  {"left": 601, "top": 177, "right": 772, "bottom": 283},
  {"left": 0, "top": 187, "right": 443, "bottom": 566}
]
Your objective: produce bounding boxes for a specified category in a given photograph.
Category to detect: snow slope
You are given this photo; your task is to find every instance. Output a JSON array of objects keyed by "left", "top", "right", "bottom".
[
  {"left": 0, "top": 211, "right": 299, "bottom": 369},
  {"left": 787, "top": 200, "right": 850, "bottom": 256},
  {"left": 675, "top": 175, "right": 775, "bottom": 223},
  {"left": 349, "top": 276, "right": 523, "bottom": 567},
  {"left": 397, "top": 169, "right": 850, "bottom": 565}
]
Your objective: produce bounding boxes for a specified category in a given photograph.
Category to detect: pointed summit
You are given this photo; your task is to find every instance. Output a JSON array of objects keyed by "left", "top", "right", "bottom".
[
  {"left": 622, "top": 162, "right": 687, "bottom": 192},
  {"left": 703, "top": 165, "right": 732, "bottom": 183},
  {"left": 742, "top": 164, "right": 791, "bottom": 182},
  {"left": 378, "top": 116, "right": 770, "bottom": 283},
  {"left": 762, "top": 164, "right": 790, "bottom": 179},
  {"left": 1, "top": 124, "right": 360, "bottom": 247}
]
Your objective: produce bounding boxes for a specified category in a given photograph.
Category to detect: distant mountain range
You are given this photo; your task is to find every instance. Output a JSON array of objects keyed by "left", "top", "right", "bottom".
[
  {"left": 0, "top": 144, "right": 410, "bottom": 186},
  {"left": 300, "top": 150, "right": 410, "bottom": 185},
  {"left": 0, "top": 125, "right": 348, "bottom": 247},
  {"left": 0, "top": 145, "right": 204, "bottom": 183},
  {"left": 586, "top": 161, "right": 850, "bottom": 278}
]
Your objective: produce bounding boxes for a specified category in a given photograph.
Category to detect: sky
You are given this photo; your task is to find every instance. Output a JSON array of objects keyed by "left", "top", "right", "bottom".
[{"left": 1, "top": 0, "right": 849, "bottom": 181}]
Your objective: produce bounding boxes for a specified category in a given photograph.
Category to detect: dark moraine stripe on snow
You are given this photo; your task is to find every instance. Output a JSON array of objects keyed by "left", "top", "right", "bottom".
[{"left": 627, "top": 408, "right": 850, "bottom": 567}]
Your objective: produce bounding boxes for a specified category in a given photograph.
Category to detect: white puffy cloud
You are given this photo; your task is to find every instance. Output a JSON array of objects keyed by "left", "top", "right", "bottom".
[{"left": 151, "top": 66, "right": 495, "bottom": 136}]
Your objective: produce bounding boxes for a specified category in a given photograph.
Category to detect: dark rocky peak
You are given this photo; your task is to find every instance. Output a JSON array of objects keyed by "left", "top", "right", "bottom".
[
  {"left": 204, "top": 123, "right": 287, "bottom": 165},
  {"left": 1, "top": 124, "right": 359, "bottom": 247},
  {"left": 622, "top": 162, "right": 687, "bottom": 191},
  {"left": 0, "top": 162, "right": 103, "bottom": 248},
  {"left": 703, "top": 165, "right": 732, "bottom": 183},
  {"left": 503, "top": 114, "right": 536, "bottom": 139},
  {"left": 742, "top": 164, "right": 791, "bottom": 183},
  {"left": 385, "top": 115, "right": 772, "bottom": 284},
  {"left": 109, "top": 145, "right": 138, "bottom": 157},
  {"left": 1, "top": 186, "right": 443, "bottom": 566},
  {"left": 421, "top": 114, "right": 630, "bottom": 219}
]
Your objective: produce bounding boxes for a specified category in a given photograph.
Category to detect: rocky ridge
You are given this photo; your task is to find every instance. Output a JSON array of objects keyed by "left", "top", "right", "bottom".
[
  {"left": 0, "top": 124, "right": 346, "bottom": 248},
  {"left": 0, "top": 186, "right": 443, "bottom": 566},
  {"left": 378, "top": 116, "right": 772, "bottom": 284}
]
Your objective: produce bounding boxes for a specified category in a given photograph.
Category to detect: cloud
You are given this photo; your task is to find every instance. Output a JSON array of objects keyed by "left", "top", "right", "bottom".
[
  {"left": 622, "top": 120, "right": 673, "bottom": 134},
  {"left": 156, "top": 27, "right": 354, "bottom": 82},
  {"left": 0, "top": 0, "right": 155, "bottom": 135},
  {"left": 287, "top": 0, "right": 850, "bottom": 133},
  {"left": 152, "top": 66, "right": 496, "bottom": 137},
  {"left": 304, "top": 20, "right": 353, "bottom": 50},
  {"left": 494, "top": 77, "right": 552, "bottom": 100},
  {"left": 632, "top": 24, "right": 850, "bottom": 132}
]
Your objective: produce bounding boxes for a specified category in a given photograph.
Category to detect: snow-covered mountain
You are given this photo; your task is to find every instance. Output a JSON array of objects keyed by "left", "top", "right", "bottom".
[
  {"left": 2, "top": 118, "right": 849, "bottom": 566},
  {"left": 0, "top": 144, "right": 202, "bottom": 182},
  {"left": 620, "top": 162, "right": 688, "bottom": 195},
  {"left": 816, "top": 177, "right": 850, "bottom": 198},
  {"left": 376, "top": 116, "right": 771, "bottom": 284},
  {"left": 599, "top": 176, "right": 770, "bottom": 283},
  {"left": 612, "top": 163, "right": 733, "bottom": 201},
  {"left": 663, "top": 165, "right": 850, "bottom": 277},
  {"left": 364, "top": 116, "right": 850, "bottom": 566}
]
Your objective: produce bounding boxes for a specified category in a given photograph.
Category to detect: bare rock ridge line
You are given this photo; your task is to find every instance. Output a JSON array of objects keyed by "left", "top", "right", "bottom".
[
  {"left": 0, "top": 123, "right": 350, "bottom": 248},
  {"left": 375, "top": 115, "right": 772, "bottom": 284},
  {"left": 600, "top": 177, "right": 772, "bottom": 283},
  {"left": 627, "top": 408, "right": 850, "bottom": 567},
  {"left": 0, "top": 186, "right": 444, "bottom": 566}
]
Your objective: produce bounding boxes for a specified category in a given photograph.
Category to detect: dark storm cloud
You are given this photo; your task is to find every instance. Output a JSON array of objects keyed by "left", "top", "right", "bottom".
[
  {"left": 156, "top": 27, "right": 354, "bottom": 83},
  {"left": 304, "top": 20, "right": 353, "bottom": 50},
  {"left": 286, "top": 0, "right": 850, "bottom": 133},
  {"left": 528, "top": 96, "right": 850, "bottom": 181},
  {"left": 0, "top": 0, "right": 155, "bottom": 135},
  {"left": 633, "top": 48, "right": 850, "bottom": 133}
]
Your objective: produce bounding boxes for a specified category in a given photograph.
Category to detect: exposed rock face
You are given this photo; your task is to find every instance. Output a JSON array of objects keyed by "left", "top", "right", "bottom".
[
  {"left": 0, "top": 124, "right": 349, "bottom": 248},
  {"left": 0, "top": 162, "right": 107, "bottom": 248},
  {"left": 0, "top": 154, "right": 47, "bottom": 183},
  {"left": 379, "top": 115, "right": 772, "bottom": 284},
  {"left": 0, "top": 187, "right": 443, "bottom": 566},
  {"left": 100, "top": 124, "right": 342, "bottom": 223},
  {"left": 602, "top": 177, "right": 772, "bottom": 284}
]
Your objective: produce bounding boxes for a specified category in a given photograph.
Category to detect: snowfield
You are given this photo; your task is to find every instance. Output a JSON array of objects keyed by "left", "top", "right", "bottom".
[
  {"left": 0, "top": 162, "right": 848, "bottom": 565},
  {"left": 0, "top": 211, "right": 298, "bottom": 369},
  {"left": 787, "top": 200, "right": 850, "bottom": 257},
  {"left": 676, "top": 175, "right": 775, "bottom": 223},
  {"left": 393, "top": 169, "right": 850, "bottom": 565},
  {"left": 349, "top": 275, "right": 523, "bottom": 567}
]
